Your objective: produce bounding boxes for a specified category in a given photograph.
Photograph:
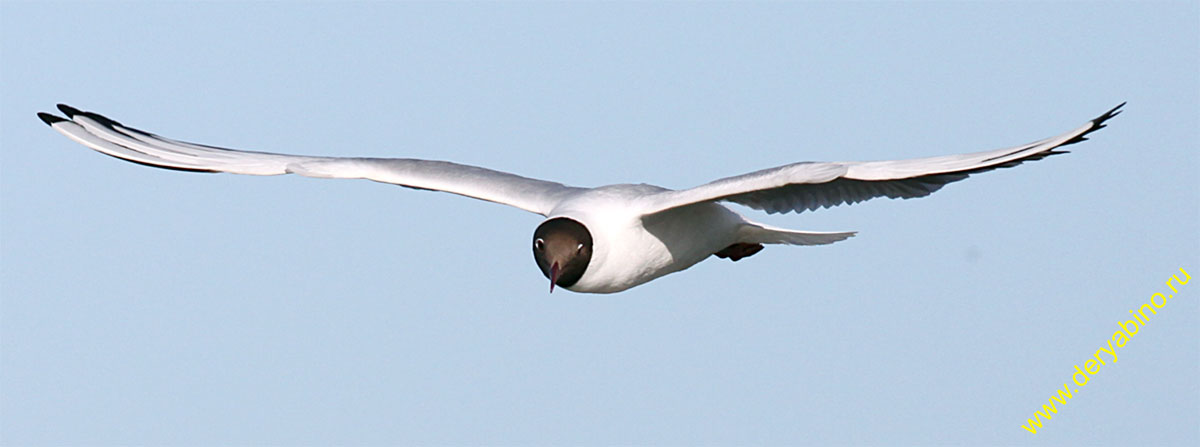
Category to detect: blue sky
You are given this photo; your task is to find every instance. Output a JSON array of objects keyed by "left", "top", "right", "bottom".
[{"left": 2, "top": 1, "right": 1196, "bottom": 445}]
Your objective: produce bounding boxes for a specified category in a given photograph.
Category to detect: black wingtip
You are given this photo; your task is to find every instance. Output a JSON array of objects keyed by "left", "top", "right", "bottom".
[
  {"left": 1060, "top": 102, "right": 1125, "bottom": 147},
  {"left": 38, "top": 112, "right": 66, "bottom": 126},
  {"left": 81, "top": 110, "right": 123, "bottom": 128},
  {"left": 57, "top": 104, "right": 83, "bottom": 118},
  {"left": 52, "top": 104, "right": 126, "bottom": 127},
  {"left": 1094, "top": 102, "right": 1126, "bottom": 126}
]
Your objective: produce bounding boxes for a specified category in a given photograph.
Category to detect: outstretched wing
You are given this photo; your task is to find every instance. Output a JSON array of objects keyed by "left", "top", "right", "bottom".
[
  {"left": 38, "top": 105, "right": 582, "bottom": 216},
  {"left": 638, "top": 103, "right": 1124, "bottom": 216}
]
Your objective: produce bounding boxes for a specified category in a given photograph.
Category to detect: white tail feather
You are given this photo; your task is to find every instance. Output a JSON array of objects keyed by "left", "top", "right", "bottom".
[{"left": 739, "top": 223, "right": 856, "bottom": 246}]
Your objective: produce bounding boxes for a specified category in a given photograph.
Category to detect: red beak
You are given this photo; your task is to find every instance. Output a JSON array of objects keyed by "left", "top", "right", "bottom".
[{"left": 549, "top": 262, "right": 560, "bottom": 293}]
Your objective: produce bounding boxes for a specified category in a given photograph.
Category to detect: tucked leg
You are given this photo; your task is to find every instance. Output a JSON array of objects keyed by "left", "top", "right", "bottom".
[{"left": 714, "top": 243, "right": 764, "bottom": 262}]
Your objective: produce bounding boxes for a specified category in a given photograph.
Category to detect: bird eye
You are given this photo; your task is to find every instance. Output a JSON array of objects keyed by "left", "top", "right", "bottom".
[
  {"left": 576, "top": 243, "right": 584, "bottom": 253},
  {"left": 534, "top": 238, "right": 545, "bottom": 251}
]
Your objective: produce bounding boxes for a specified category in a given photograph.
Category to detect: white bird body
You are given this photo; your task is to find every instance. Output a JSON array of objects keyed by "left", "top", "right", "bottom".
[
  {"left": 37, "top": 103, "right": 1123, "bottom": 293},
  {"left": 548, "top": 184, "right": 748, "bottom": 293}
]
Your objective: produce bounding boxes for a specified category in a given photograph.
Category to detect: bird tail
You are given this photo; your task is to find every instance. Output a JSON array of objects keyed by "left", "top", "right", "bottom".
[{"left": 737, "top": 222, "right": 856, "bottom": 246}]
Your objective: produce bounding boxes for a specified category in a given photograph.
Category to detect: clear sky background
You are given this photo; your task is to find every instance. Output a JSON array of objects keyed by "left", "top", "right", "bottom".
[{"left": 2, "top": 1, "right": 1197, "bottom": 445}]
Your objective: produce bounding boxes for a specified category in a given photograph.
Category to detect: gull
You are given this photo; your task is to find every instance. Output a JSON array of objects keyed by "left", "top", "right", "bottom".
[{"left": 37, "top": 103, "right": 1123, "bottom": 293}]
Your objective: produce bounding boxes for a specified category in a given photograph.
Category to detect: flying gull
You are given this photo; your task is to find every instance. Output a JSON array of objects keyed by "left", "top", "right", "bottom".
[{"left": 37, "top": 103, "right": 1123, "bottom": 293}]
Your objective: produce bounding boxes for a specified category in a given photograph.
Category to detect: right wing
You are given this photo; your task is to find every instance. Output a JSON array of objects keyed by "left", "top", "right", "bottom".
[
  {"left": 38, "top": 105, "right": 583, "bottom": 216},
  {"left": 637, "top": 103, "right": 1123, "bottom": 216}
]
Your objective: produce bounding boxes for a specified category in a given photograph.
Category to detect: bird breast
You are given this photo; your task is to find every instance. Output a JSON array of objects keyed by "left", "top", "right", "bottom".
[{"left": 549, "top": 186, "right": 745, "bottom": 293}]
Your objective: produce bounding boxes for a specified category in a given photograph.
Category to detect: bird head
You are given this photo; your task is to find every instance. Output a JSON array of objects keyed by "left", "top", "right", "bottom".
[{"left": 532, "top": 217, "right": 593, "bottom": 293}]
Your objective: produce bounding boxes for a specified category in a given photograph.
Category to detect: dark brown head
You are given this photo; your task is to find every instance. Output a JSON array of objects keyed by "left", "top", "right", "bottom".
[{"left": 532, "top": 217, "right": 593, "bottom": 293}]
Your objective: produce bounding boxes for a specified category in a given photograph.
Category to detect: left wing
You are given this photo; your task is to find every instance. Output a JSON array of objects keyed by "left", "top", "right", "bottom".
[
  {"left": 37, "top": 105, "right": 583, "bottom": 216},
  {"left": 637, "top": 103, "right": 1123, "bottom": 216}
]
